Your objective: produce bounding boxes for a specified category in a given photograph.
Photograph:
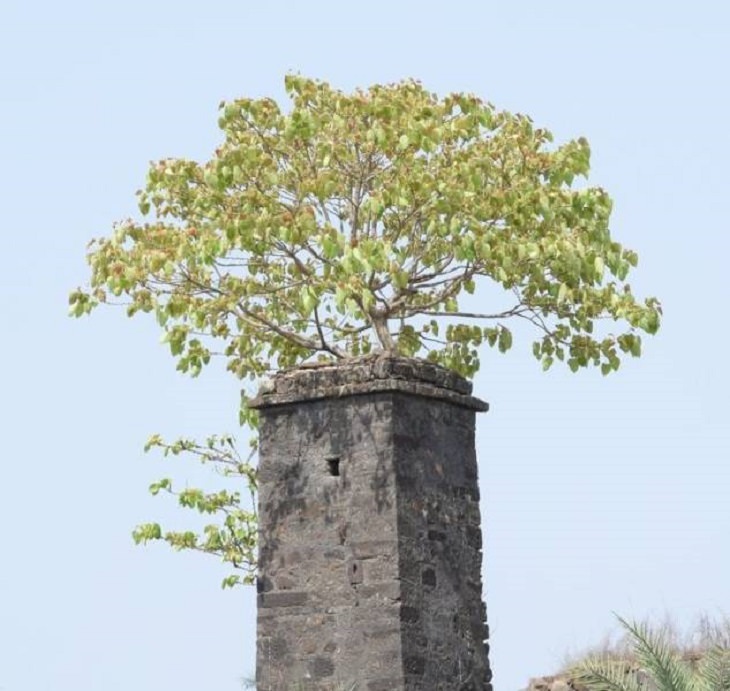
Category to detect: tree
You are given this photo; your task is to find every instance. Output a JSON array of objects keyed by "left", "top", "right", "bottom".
[
  {"left": 70, "top": 75, "right": 661, "bottom": 586},
  {"left": 571, "top": 615, "right": 730, "bottom": 691}
]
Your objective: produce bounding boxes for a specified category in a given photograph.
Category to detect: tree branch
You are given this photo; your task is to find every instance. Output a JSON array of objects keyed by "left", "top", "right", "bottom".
[
  {"left": 313, "top": 304, "right": 346, "bottom": 358},
  {"left": 416, "top": 305, "right": 526, "bottom": 320}
]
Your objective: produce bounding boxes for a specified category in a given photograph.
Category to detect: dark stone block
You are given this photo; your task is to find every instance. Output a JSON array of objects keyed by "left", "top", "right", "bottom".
[
  {"left": 427, "top": 529, "right": 446, "bottom": 542},
  {"left": 309, "top": 656, "right": 335, "bottom": 679},
  {"left": 421, "top": 568, "right": 437, "bottom": 587},
  {"left": 466, "top": 525, "right": 482, "bottom": 550},
  {"left": 266, "top": 636, "right": 289, "bottom": 661},
  {"left": 405, "top": 655, "right": 426, "bottom": 675},
  {"left": 256, "top": 575, "right": 273, "bottom": 593},
  {"left": 400, "top": 606, "right": 420, "bottom": 624},
  {"left": 257, "top": 591, "right": 308, "bottom": 608}
]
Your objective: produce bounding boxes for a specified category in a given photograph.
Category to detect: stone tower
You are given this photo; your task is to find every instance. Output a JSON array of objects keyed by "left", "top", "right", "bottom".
[{"left": 250, "top": 355, "right": 492, "bottom": 690}]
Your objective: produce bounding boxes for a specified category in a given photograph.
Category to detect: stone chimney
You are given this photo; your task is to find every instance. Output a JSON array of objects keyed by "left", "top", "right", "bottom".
[{"left": 249, "top": 355, "right": 492, "bottom": 690}]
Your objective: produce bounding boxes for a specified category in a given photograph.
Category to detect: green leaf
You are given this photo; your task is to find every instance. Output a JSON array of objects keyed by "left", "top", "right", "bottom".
[
  {"left": 497, "top": 327, "right": 512, "bottom": 353},
  {"left": 300, "top": 286, "right": 317, "bottom": 316},
  {"left": 558, "top": 283, "right": 569, "bottom": 304},
  {"left": 594, "top": 255, "right": 605, "bottom": 277}
]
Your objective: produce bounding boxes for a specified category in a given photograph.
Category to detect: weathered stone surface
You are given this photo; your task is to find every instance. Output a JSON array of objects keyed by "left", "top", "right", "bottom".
[
  {"left": 524, "top": 675, "right": 587, "bottom": 691},
  {"left": 252, "top": 355, "right": 491, "bottom": 690},
  {"left": 250, "top": 353, "right": 488, "bottom": 411},
  {"left": 525, "top": 667, "right": 665, "bottom": 691}
]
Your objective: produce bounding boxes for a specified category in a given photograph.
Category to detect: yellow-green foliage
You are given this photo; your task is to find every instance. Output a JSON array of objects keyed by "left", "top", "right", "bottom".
[{"left": 71, "top": 74, "right": 661, "bottom": 381}]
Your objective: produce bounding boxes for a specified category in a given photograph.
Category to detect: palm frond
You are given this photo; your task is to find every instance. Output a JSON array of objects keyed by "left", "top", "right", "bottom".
[
  {"left": 570, "top": 655, "right": 646, "bottom": 691},
  {"left": 695, "top": 646, "right": 730, "bottom": 691},
  {"left": 616, "top": 615, "right": 693, "bottom": 691}
]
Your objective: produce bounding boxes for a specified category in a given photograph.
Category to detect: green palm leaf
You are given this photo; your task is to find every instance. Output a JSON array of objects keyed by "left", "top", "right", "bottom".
[
  {"left": 615, "top": 615, "right": 692, "bottom": 691},
  {"left": 695, "top": 646, "right": 730, "bottom": 691},
  {"left": 573, "top": 615, "right": 730, "bottom": 691},
  {"left": 571, "top": 656, "right": 645, "bottom": 691}
]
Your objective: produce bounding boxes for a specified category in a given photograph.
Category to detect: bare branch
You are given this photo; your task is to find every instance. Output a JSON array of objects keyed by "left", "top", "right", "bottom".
[
  {"left": 416, "top": 305, "right": 526, "bottom": 320},
  {"left": 313, "top": 304, "right": 347, "bottom": 358}
]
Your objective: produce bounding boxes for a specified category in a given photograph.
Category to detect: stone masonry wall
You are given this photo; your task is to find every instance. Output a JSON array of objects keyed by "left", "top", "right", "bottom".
[
  {"left": 251, "top": 355, "right": 492, "bottom": 690},
  {"left": 393, "top": 393, "right": 490, "bottom": 688}
]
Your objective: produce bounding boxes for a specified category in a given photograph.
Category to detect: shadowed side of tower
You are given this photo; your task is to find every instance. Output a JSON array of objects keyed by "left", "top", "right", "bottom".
[{"left": 250, "top": 356, "right": 492, "bottom": 691}]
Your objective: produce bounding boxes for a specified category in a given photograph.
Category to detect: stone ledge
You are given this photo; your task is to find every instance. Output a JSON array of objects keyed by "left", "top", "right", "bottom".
[
  {"left": 257, "top": 590, "right": 309, "bottom": 608},
  {"left": 249, "top": 355, "right": 489, "bottom": 412}
]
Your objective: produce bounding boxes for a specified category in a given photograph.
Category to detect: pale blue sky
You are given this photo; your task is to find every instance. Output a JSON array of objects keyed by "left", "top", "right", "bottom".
[{"left": 1, "top": 1, "right": 728, "bottom": 690}]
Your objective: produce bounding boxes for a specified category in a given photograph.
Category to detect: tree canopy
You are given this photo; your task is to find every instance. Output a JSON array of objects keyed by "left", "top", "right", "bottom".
[
  {"left": 70, "top": 75, "right": 662, "bottom": 586},
  {"left": 70, "top": 74, "right": 660, "bottom": 380}
]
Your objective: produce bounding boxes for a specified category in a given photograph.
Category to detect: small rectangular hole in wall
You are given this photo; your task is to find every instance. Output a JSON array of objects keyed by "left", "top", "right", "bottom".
[
  {"left": 348, "top": 559, "right": 363, "bottom": 584},
  {"left": 326, "top": 456, "right": 340, "bottom": 477}
]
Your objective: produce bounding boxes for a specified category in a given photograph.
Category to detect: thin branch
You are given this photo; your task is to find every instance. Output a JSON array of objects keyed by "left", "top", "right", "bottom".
[
  {"left": 313, "top": 304, "right": 346, "bottom": 358},
  {"left": 416, "top": 306, "right": 526, "bottom": 320}
]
